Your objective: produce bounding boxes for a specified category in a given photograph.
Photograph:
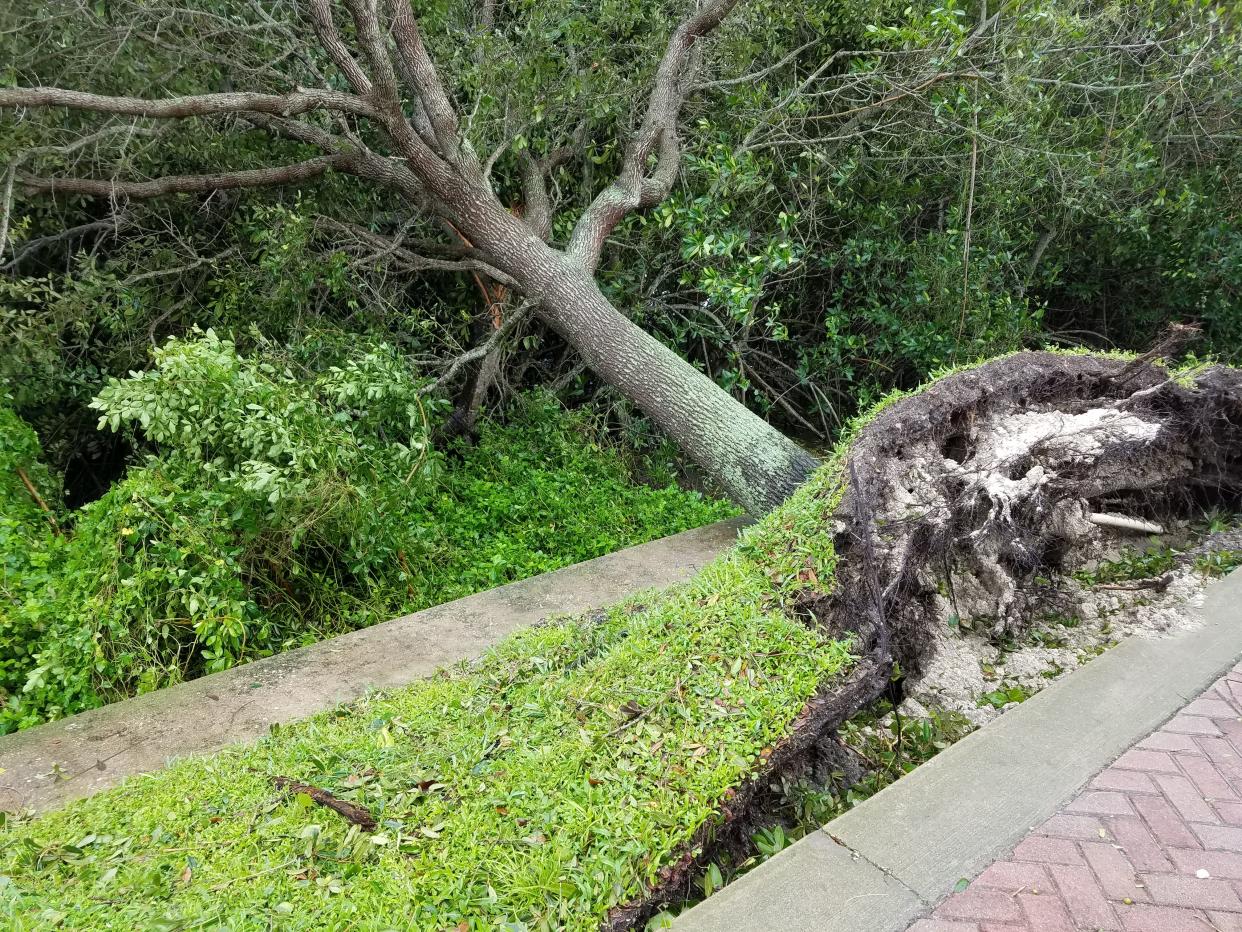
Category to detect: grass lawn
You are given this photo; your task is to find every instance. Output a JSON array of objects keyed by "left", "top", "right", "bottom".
[
  {"left": 6, "top": 353, "right": 1126, "bottom": 929},
  {"left": 0, "top": 464, "right": 854, "bottom": 930}
]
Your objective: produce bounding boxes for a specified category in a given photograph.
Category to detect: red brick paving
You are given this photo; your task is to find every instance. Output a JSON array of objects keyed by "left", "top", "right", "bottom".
[{"left": 909, "top": 663, "right": 1242, "bottom": 931}]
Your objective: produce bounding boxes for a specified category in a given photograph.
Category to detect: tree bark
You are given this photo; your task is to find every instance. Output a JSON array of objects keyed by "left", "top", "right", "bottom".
[
  {"left": 449, "top": 194, "right": 820, "bottom": 515},
  {"left": 542, "top": 274, "right": 820, "bottom": 515},
  {"left": 1, "top": 0, "right": 820, "bottom": 515}
]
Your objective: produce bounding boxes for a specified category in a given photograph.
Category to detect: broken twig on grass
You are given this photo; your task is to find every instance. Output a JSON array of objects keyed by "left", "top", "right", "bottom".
[{"left": 272, "top": 776, "right": 377, "bottom": 831}]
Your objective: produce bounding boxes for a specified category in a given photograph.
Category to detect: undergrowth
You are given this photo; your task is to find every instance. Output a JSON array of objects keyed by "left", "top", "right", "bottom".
[
  {"left": 0, "top": 538, "right": 852, "bottom": 930},
  {"left": 0, "top": 332, "right": 735, "bottom": 731},
  {"left": 3, "top": 349, "right": 1217, "bottom": 930},
  {"left": 0, "top": 363, "right": 906, "bottom": 930}
]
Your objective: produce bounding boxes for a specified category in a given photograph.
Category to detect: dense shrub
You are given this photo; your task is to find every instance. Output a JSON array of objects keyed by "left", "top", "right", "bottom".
[
  {"left": 6, "top": 0, "right": 1239, "bottom": 468},
  {"left": 0, "top": 404, "right": 63, "bottom": 706},
  {"left": 0, "top": 334, "right": 734, "bottom": 731},
  {"left": 600, "top": 0, "right": 1242, "bottom": 433}
]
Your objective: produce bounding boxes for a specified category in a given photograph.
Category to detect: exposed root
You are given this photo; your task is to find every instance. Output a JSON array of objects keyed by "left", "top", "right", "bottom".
[
  {"left": 837, "top": 351, "right": 1240, "bottom": 654},
  {"left": 607, "top": 351, "right": 1242, "bottom": 928}
]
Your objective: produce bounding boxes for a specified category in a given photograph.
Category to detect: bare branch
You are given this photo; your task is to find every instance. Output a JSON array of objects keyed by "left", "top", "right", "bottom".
[
  {"left": 0, "top": 218, "right": 128, "bottom": 273},
  {"left": 306, "top": 0, "right": 374, "bottom": 96},
  {"left": 127, "top": 249, "right": 224, "bottom": 285},
  {"left": 318, "top": 217, "right": 517, "bottom": 286},
  {"left": 519, "top": 131, "right": 583, "bottom": 242},
  {"left": 567, "top": 0, "right": 743, "bottom": 270},
  {"left": 696, "top": 37, "right": 822, "bottom": 90},
  {"left": 335, "top": 0, "right": 449, "bottom": 177},
  {"left": 482, "top": 124, "right": 524, "bottom": 184},
  {"left": 340, "top": 0, "right": 402, "bottom": 110},
  {"left": 1, "top": 122, "right": 164, "bottom": 262},
  {"left": 242, "top": 111, "right": 436, "bottom": 213},
  {"left": 0, "top": 86, "right": 379, "bottom": 120},
  {"left": 420, "top": 302, "right": 533, "bottom": 396},
  {"left": 1016, "top": 227, "right": 1057, "bottom": 299},
  {"left": 20, "top": 156, "right": 345, "bottom": 200},
  {"left": 1025, "top": 76, "right": 1163, "bottom": 93},
  {"left": 0, "top": 161, "right": 16, "bottom": 263}
]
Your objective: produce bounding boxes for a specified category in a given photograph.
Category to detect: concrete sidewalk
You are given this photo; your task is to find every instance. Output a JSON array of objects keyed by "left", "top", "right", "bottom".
[
  {"left": 0, "top": 518, "right": 747, "bottom": 814},
  {"left": 678, "top": 568, "right": 1242, "bottom": 932},
  {"left": 912, "top": 658, "right": 1242, "bottom": 931}
]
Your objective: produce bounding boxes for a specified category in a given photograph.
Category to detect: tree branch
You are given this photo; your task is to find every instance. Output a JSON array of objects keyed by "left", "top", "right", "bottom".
[
  {"left": 519, "top": 131, "right": 583, "bottom": 242},
  {"left": 0, "top": 217, "right": 129, "bottom": 273},
  {"left": 306, "top": 0, "right": 374, "bottom": 96},
  {"left": 20, "top": 156, "right": 344, "bottom": 200},
  {"left": 0, "top": 86, "right": 379, "bottom": 120},
  {"left": 389, "top": 1, "right": 471, "bottom": 171},
  {"left": 420, "top": 302, "right": 533, "bottom": 396},
  {"left": 339, "top": 0, "right": 402, "bottom": 111},
  {"left": 1016, "top": 226, "right": 1057, "bottom": 298},
  {"left": 318, "top": 217, "right": 517, "bottom": 286},
  {"left": 334, "top": 0, "right": 451, "bottom": 180},
  {"left": 696, "top": 37, "right": 822, "bottom": 90},
  {"left": 0, "top": 161, "right": 16, "bottom": 263},
  {"left": 567, "top": 0, "right": 743, "bottom": 270},
  {"left": 16, "top": 468, "right": 60, "bottom": 534}
]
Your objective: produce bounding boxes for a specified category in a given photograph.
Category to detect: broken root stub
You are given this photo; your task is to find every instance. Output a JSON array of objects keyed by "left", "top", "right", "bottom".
[{"left": 610, "top": 351, "right": 1242, "bottom": 928}]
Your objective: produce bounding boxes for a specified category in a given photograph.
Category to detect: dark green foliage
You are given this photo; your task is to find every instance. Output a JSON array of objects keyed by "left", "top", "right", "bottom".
[
  {"left": 0, "top": 405, "right": 63, "bottom": 705},
  {"left": 606, "top": 0, "right": 1242, "bottom": 433},
  {"left": 5, "top": 0, "right": 1239, "bottom": 465},
  {"left": 0, "top": 336, "right": 734, "bottom": 731}
]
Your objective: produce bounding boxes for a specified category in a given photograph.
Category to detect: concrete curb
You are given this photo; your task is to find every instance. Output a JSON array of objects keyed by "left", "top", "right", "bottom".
[
  {"left": 677, "top": 568, "right": 1242, "bottom": 932},
  {"left": 0, "top": 518, "right": 749, "bottom": 814}
]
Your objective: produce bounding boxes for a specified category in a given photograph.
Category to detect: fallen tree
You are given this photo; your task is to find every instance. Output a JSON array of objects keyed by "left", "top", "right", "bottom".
[
  {"left": 2, "top": 351, "right": 1239, "bottom": 929},
  {"left": 0, "top": 0, "right": 820, "bottom": 517}
]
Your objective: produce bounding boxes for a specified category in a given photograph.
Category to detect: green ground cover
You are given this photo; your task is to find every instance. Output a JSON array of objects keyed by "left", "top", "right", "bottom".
[
  {"left": 0, "top": 359, "right": 990, "bottom": 928},
  {"left": 2, "top": 352, "right": 1180, "bottom": 929},
  {"left": 0, "top": 464, "right": 853, "bottom": 930}
]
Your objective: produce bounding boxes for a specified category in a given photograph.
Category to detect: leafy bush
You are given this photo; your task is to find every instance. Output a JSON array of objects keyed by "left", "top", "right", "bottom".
[
  {"left": 0, "top": 335, "right": 735, "bottom": 731},
  {"left": 0, "top": 404, "right": 62, "bottom": 706}
]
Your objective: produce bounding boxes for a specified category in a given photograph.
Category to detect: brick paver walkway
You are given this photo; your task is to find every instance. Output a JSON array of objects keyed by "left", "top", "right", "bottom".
[{"left": 910, "top": 661, "right": 1242, "bottom": 932}]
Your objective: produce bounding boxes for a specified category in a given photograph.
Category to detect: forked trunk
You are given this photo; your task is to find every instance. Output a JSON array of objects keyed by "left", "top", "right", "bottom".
[{"left": 455, "top": 201, "right": 820, "bottom": 515}]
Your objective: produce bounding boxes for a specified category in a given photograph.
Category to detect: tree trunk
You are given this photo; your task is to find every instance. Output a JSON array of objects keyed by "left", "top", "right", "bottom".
[
  {"left": 451, "top": 198, "right": 820, "bottom": 515},
  {"left": 540, "top": 273, "right": 820, "bottom": 516},
  {"left": 446, "top": 346, "right": 501, "bottom": 438}
]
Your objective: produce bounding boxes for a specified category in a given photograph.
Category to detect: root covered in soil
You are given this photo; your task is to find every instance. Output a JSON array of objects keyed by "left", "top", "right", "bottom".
[
  {"left": 618, "top": 350, "right": 1242, "bottom": 925},
  {"left": 831, "top": 351, "right": 1240, "bottom": 671}
]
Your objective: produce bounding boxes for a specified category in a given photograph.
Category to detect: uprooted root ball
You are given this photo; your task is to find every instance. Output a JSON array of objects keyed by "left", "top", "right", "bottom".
[
  {"left": 828, "top": 351, "right": 1242, "bottom": 673},
  {"left": 622, "top": 352, "right": 1242, "bottom": 925}
]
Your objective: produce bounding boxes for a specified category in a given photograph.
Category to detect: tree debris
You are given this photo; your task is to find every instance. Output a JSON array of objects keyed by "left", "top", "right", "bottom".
[
  {"left": 272, "top": 776, "right": 377, "bottom": 831},
  {"left": 611, "top": 350, "right": 1242, "bottom": 927}
]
